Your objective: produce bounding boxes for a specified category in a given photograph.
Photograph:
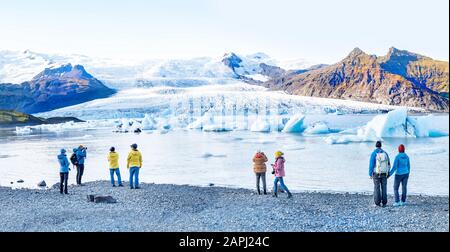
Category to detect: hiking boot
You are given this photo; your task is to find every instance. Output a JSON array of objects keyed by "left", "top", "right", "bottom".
[
  {"left": 257, "top": 189, "right": 261, "bottom": 195},
  {"left": 273, "top": 193, "right": 278, "bottom": 198},
  {"left": 393, "top": 202, "right": 401, "bottom": 207},
  {"left": 118, "top": 184, "right": 124, "bottom": 187},
  {"left": 135, "top": 187, "right": 141, "bottom": 190},
  {"left": 401, "top": 201, "right": 407, "bottom": 206},
  {"left": 130, "top": 187, "right": 134, "bottom": 190},
  {"left": 112, "top": 185, "right": 116, "bottom": 187},
  {"left": 263, "top": 191, "right": 267, "bottom": 195},
  {"left": 287, "top": 193, "right": 293, "bottom": 199}
]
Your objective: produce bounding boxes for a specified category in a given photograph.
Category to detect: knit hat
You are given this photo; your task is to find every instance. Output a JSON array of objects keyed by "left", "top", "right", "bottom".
[{"left": 398, "top": 144, "right": 405, "bottom": 153}]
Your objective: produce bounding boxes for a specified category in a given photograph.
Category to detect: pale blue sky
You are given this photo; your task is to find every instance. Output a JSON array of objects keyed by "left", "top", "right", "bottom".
[{"left": 0, "top": 0, "right": 448, "bottom": 63}]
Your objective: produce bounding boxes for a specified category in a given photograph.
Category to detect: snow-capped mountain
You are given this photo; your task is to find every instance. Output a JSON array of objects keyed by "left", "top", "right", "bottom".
[
  {"left": 0, "top": 50, "right": 315, "bottom": 89},
  {"left": 0, "top": 64, "right": 115, "bottom": 113}
]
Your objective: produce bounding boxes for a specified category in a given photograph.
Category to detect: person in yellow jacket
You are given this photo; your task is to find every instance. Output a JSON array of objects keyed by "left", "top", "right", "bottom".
[
  {"left": 108, "top": 147, "right": 123, "bottom": 187},
  {"left": 127, "top": 143, "right": 142, "bottom": 189}
]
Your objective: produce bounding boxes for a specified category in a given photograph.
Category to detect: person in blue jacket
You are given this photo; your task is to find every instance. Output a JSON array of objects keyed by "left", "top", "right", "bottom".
[
  {"left": 389, "top": 144, "right": 411, "bottom": 207},
  {"left": 369, "top": 141, "right": 391, "bottom": 207},
  {"left": 57, "top": 149, "right": 70, "bottom": 194},
  {"left": 76, "top": 145, "right": 87, "bottom": 185}
]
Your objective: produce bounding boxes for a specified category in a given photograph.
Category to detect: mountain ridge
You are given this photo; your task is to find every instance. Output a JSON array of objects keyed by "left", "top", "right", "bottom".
[{"left": 266, "top": 47, "right": 449, "bottom": 112}]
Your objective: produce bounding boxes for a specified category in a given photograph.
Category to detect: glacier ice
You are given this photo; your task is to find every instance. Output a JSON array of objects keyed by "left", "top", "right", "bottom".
[
  {"left": 325, "top": 108, "right": 448, "bottom": 144},
  {"left": 282, "top": 114, "right": 306, "bottom": 133},
  {"left": 304, "top": 122, "right": 332, "bottom": 135},
  {"left": 250, "top": 117, "right": 271, "bottom": 132}
]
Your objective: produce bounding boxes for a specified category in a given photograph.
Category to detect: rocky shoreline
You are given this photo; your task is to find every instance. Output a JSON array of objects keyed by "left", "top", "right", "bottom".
[{"left": 0, "top": 181, "right": 448, "bottom": 232}]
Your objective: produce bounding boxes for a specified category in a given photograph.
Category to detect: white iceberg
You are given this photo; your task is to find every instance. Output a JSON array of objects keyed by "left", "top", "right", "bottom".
[
  {"left": 325, "top": 108, "right": 449, "bottom": 144},
  {"left": 250, "top": 117, "right": 271, "bottom": 132},
  {"left": 282, "top": 114, "right": 306, "bottom": 133},
  {"left": 304, "top": 122, "right": 332, "bottom": 135},
  {"left": 141, "top": 114, "right": 158, "bottom": 130}
]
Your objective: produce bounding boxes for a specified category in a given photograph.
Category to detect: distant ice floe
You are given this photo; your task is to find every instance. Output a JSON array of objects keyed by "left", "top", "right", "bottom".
[
  {"left": 200, "top": 152, "right": 227, "bottom": 158},
  {"left": 325, "top": 108, "right": 449, "bottom": 144}
]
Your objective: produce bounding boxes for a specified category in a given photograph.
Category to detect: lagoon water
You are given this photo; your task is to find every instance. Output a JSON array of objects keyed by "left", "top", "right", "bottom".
[{"left": 0, "top": 114, "right": 448, "bottom": 196}]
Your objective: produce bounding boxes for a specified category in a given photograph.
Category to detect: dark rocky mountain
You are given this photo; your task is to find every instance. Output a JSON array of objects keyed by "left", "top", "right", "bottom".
[
  {"left": 0, "top": 64, "right": 116, "bottom": 114},
  {"left": 266, "top": 47, "right": 449, "bottom": 112}
]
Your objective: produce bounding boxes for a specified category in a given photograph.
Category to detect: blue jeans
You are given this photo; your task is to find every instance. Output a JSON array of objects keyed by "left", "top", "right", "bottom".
[
  {"left": 129, "top": 167, "right": 140, "bottom": 188},
  {"left": 394, "top": 174, "right": 409, "bottom": 203},
  {"left": 110, "top": 168, "right": 122, "bottom": 186},
  {"left": 274, "top": 177, "right": 291, "bottom": 194}
]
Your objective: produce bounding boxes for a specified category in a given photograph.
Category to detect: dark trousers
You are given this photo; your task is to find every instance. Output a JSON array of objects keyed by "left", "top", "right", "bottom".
[
  {"left": 76, "top": 164, "right": 85, "bottom": 185},
  {"left": 255, "top": 172, "right": 267, "bottom": 194},
  {"left": 394, "top": 174, "right": 409, "bottom": 203},
  {"left": 60, "top": 172, "right": 69, "bottom": 194},
  {"left": 373, "top": 174, "right": 388, "bottom": 206}
]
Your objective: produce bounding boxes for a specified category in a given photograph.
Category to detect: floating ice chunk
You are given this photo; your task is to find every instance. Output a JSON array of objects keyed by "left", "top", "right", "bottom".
[
  {"left": 360, "top": 108, "right": 415, "bottom": 138},
  {"left": 325, "top": 134, "right": 376, "bottom": 145},
  {"left": 325, "top": 108, "right": 449, "bottom": 145},
  {"left": 250, "top": 117, "right": 271, "bottom": 132},
  {"left": 282, "top": 114, "right": 306, "bottom": 133},
  {"left": 188, "top": 112, "right": 214, "bottom": 129},
  {"left": 141, "top": 114, "right": 157, "bottom": 130},
  {"left": 408, "top": 115, "right": 449, "bottom": 137},
  {"left": 200, "top": 152, "right": 227, "bottom": 158},
  {"left": 304, "top": 122, "right": 331, "bottom": 135}
]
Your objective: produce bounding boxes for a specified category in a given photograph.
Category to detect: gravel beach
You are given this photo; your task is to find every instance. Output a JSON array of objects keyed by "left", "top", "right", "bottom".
[{"left": 0, "top": 181, "right": 448, "bottom": 232}]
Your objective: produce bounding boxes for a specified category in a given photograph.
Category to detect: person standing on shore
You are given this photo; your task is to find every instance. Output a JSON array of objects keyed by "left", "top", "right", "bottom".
[
  {"left": 253, "top": 150, "right": 268, "bottom": 195},
  {"left": 389, "top": 144, "right": 411, "bottom": 207},
  {"left": 369, "top": 141, "right": 391, "bottom": 207},
  {"left": 76, "top": 145, "right": 87, "bottom": 186},
  {"left": 57, "top": 149, "right": 70, "bottom": 195},
  {"left": 127, "top": 143, "right": 142, "bottom": 189},
  {"left": 108, "top": 147, "right": 123, "bottom": 187},
  {"left": 272, "top": 151, "right": 293, "bottom": 199}
]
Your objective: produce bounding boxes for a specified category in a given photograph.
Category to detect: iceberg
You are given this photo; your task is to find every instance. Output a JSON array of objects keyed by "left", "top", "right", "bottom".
[
  {"left": 250, "top": 117, "right": 271, "bottom": 132},
  {"left": 304, "top": 122, "right": 332, "bottom": 135},
  {"left": 141, "top": 114, "right": 157, "bottom": 130},
  {"left": 282, "top": 114, "right": 306, "bottom": 133},
  {"left": 325, "top": 108, "right": 449, "bottom": 144}
]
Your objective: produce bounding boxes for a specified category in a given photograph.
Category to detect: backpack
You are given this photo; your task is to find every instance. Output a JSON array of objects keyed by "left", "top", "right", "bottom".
[
  {"left": 375, "top": 151, "right": 390, "bottom": 174},
  {"left": 70, "top": 153, "right": 78, "bottom": 166}
]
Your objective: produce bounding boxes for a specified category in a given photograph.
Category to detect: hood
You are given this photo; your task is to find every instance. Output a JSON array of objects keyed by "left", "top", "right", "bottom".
[{"left": 397, "top": 153, "right": 408, "bottom": 159}]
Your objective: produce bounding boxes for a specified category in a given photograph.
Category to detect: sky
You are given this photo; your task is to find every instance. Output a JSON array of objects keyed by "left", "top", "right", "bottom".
[{"left": 0, "top": 0, "right": 448, "bottom": 63}]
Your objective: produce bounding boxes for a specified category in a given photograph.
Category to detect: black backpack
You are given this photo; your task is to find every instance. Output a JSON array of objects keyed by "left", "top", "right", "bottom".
[{"left": 70, "top": 153, "right": 78, "bottom": 166}]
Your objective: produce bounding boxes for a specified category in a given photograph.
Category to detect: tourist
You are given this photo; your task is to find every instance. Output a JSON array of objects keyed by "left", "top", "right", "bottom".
[
  {"left": 369, "top": 141, "right": 391, "bottom": 207},
  {"left": 389, "top": 144, "right": 411, "bottom": 207},
  {"left": 127, "top": 143, "right": 143, "bottom": 189},
  {"left": 272, "top": 151, "right": 293, "bottom": 198},
  {"left": 57, "top": 149, "right": 70, "bottom": 195},
  {"left": 108, "top": 147, "right": 123, "bottom": 187},
  {"left": 253, "top": 150, "right": 268, "bottom": 195}
]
